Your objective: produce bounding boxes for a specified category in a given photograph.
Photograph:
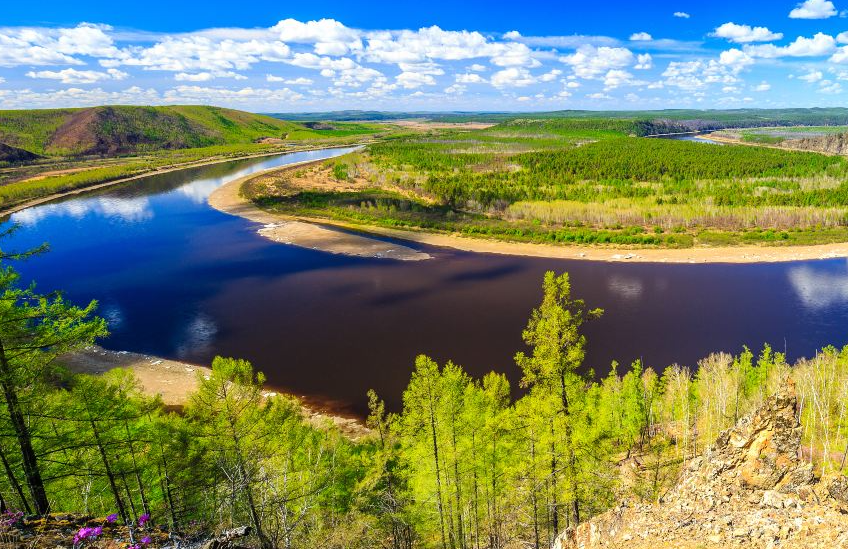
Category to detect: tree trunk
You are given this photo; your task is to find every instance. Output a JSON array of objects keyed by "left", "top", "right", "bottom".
[
  {"left": 560, "top": 373, "right": 580, "bottom": 526},
  {"left": 429, "top": 397, "right": 448, "bottom": 549},
  {"left": 530, "top": 437, "right": 540, "bottom": 549},
  {"left": 0, "top": 343, "right": 49, "bottom": 515},
  {"left": 125, "top": 422, "right": 150, "bottom": 516},
  {"left": 0, "top": 444, "right": 31, "bottom": 515},
  {"left": 89, "top": 416, "right": 128, "bottom": 524}
]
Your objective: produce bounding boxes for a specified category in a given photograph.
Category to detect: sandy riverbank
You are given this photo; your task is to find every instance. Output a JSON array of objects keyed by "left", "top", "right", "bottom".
[
  {"left": 208, "top": 159, "right": 430, "bottom": 260},
  {"left": 60, "top": 346, "right": 370, "bottom": 439},
  {"left": 282, "top": 222, "right": 848, "bottom": 263}
]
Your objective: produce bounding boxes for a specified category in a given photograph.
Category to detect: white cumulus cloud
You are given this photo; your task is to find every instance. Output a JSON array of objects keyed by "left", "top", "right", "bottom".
[
  {"left": 712, "top": 22, "right": 783, "bottom": 43},
  {"left": 561, "top": 45, "right": 634, "bottom": 79},
  {"left": 630, "top": 32, "right": 653, "bottom": 41},
  {"left": 745, "top": 33, "right": 836, "bottom": 58},
  {"left": 25, "top": 67, "right": 128, "bottom": 84},
  {"left": 789, "top": 0, "right": 838, "bottom": 19},
  {"left": 490, "top": 67, "right": 536, "bottom": 88}
]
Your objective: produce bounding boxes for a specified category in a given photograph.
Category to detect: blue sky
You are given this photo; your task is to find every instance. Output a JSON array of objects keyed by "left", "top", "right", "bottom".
[{"left": 3, "top": 0, "right": 848, "bottom": 111}]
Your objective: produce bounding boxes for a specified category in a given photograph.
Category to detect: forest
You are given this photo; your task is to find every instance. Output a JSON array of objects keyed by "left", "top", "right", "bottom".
[
  {"left": 0, "top": 239, "right": 846, "bottom": 548},
  {"left": 245, "top": 118, "right": 848, "bottom": 248}
]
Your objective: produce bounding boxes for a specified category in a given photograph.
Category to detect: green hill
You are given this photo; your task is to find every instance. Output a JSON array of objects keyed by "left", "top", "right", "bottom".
[{"left": 0, "top": 105, "right": 343, "bottom": 157}]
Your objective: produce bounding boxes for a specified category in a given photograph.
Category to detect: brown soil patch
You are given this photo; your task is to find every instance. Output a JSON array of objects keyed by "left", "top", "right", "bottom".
[{"left": 46, "top": 108, "right": 99, "bottom": 154}]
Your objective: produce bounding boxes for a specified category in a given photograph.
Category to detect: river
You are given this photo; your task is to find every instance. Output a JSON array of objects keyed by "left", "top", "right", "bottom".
[{"left": 4, "top": 147, "right": 848, "bottom": 415}]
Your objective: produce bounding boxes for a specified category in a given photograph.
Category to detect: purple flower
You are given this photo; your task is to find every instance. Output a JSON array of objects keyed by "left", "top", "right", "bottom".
[
  {"left": 73, "top": 525, "right": 103, "bottom": 545},
  {"left": 106, "top": 513, "right": 119, "bottom": 523},
  {"left": 138, "top": 513, "right": 150, "bottom": 527},
  {"left": 141, "top": 536, "right": 151, "bottom": 544}
]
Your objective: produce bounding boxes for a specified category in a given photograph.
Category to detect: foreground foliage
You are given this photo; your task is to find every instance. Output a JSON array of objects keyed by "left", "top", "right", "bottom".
[{"left": 0, "top": 253, "right": 845, "bottom": 548}]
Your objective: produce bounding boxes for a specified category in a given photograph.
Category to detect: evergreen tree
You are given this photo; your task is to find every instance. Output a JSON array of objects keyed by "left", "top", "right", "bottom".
[{"left": 514, "top": 271, "right": 602, "bottom": 528}]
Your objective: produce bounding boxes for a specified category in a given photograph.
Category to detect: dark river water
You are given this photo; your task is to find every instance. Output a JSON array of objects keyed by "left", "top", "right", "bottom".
[{"left": 4, "top": 147, "right": 848, "bottom": 416}]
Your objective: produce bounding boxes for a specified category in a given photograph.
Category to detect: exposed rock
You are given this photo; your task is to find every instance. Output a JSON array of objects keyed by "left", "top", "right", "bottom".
[
  {"left": 180, "top": 526, "right": 252, "bottom": 549},
  {"left": 554, "top": 386, "right": 848, "bottom": 549},
  {"left": 786, "top": 133, "right": 848, "bottom": 155}
]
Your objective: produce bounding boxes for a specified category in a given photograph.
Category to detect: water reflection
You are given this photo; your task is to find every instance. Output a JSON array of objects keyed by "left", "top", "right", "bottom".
[
  {"left": 788, "top": 260, "right": 848, "bottom": 310},
  {"left": 12, "top": 196, "right": 153, "bottom": 225},
  {"left": 175, "top": 176, "right": 227, "bottom": 204},
  {"left": 607, "top": 274, "right": 644, "bottom": 301},
  {"left": 176, "top": 312, "right": 218, "bottom": 358}
]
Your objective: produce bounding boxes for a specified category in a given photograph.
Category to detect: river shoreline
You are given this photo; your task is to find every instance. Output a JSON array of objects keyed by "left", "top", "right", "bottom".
[
  {"left": 0, "top": 143, "right": 375, "bottom": 218},
  {"left": 215, "top": 164, "right": 848, "bottom": 264},
  {"left": 60, "top": 346, "right": 371, "bottom": 439},
  {"left": 208, "top": 159, "right": 430, "bottom": 260}
]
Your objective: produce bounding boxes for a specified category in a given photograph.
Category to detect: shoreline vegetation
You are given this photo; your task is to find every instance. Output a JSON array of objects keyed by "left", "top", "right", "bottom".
[
  {"left": 222, "top": 116, "right": 848, "bottom": 263},
  {"left": 224, "top": 153, "right": 848, "bottom": 263},
  {"left": 0, "top": 144, "right": 326, "bottom": 216}
]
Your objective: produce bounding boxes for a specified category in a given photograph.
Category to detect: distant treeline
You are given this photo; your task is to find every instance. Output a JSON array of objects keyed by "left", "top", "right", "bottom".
[{"left": 268, "top": 108, "right": 848, "bottom": 133}]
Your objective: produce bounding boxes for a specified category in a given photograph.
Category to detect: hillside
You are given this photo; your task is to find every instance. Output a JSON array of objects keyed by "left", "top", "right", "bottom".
[
  {"left": 555, "top": 387, "right": 848, "bottom": 549},
  {"left": 0, "top": 105, "right": 337, "bottom": 157}
]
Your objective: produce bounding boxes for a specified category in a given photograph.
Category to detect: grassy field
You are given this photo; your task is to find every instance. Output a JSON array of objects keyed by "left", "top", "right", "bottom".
[{"left": 244, "top": 118, "right": 848, "bottom": 249}]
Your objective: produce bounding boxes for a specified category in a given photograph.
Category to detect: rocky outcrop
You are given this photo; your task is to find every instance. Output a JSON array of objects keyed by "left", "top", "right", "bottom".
[
  {"left": 555, "top": 387, "right": 848, "bottom": 549},
  {"left": 786, "top": 133, "right": 848, "bottom": 155}
]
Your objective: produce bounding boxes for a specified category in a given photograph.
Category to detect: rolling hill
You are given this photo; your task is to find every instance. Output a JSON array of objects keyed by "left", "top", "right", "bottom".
[{"left": 0, "top": 105, "right": 329, "bottom": 158}]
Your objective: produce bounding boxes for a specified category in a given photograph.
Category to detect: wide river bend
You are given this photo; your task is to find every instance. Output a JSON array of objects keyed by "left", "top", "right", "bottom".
[{"left": 5, "top": 147, "right": 848, "bottom": 415}]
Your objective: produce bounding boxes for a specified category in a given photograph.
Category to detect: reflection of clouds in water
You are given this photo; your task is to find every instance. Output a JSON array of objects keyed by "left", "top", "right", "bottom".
[
  {"left": 101, "top": 304, "right": 124, "bottom": 329},
  {"left": 175, "top": 177, "right": 224, "bottom": 204},
  {"left": 96, "top": 197, "right": 153, "bottom": 221},
  {"left": 788, "top": 261, "right": 848, "bottom": 309},
  {"left": 176, "top": 313, "right": 218, "bottom": 358},
  {"left": 607, "top": 275, "right": 644, "bottom": 300},
  {"left": 12, "top": 196, "right": 152, "bottom": 226}
]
